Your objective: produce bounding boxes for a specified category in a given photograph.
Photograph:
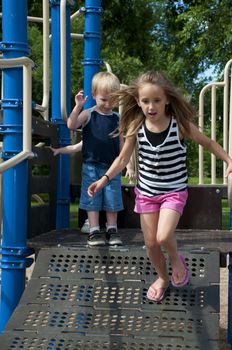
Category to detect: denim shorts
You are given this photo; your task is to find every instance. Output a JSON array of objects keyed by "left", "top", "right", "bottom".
[
  {"left": 79, "top": 162, "right": 124, "bottom": 212},
  {"left": 134, "top": 187, "right": 188, "bottom": 215}
]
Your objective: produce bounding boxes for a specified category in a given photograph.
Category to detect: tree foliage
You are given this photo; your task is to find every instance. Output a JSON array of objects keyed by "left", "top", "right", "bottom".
[
  {"left": 27, "top": 0, "right": 231, "bottom": 101},
  {"left": 175, "top": 0, "right": 232, "bottom": 76}
]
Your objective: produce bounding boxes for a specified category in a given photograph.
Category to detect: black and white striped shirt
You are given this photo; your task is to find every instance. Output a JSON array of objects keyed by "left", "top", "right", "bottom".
[{"left": 136, "top": 117, "right": 188, "bottom": 197}]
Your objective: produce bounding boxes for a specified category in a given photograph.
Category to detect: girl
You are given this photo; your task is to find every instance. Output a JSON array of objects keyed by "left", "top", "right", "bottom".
[{"left": 88, "top": 71, "right": 232, "bottom": 302}]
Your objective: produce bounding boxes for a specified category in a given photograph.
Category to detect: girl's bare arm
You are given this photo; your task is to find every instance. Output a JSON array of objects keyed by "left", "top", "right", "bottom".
[
  {"left": 125, "top": 157, "right": 136, "bottom": 183},
  {"left": 119, "top": 133, "right": 124, "bottom": 151},
  {"left": 88, "top": 135, "right": 136, "bottom": 196}
]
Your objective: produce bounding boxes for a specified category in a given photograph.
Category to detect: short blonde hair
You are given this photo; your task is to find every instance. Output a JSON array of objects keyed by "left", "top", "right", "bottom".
[{"left": 92, "top": 71, "right": 120, "bottom": 95}]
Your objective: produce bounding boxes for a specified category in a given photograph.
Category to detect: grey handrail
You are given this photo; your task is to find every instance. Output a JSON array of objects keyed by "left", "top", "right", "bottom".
[{"left": 0, "top": 57, "right": 34, "bottom": 173}]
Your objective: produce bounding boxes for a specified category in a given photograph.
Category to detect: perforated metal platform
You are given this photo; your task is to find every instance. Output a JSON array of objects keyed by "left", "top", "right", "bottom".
[{"left": 1, "top": 246, "right": 220, "bottom": 349}]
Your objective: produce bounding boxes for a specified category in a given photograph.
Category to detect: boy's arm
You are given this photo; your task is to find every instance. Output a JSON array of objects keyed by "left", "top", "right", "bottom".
[
  {"left": 67, "top": 108, "right": 89, "bottom": 130},
  {"left": 68, "top": 141, "right": 83, "bottom": 153},
  {"left": 60, "top": 141, "right": 83, "bottom": 155},
  {"left": 50, "top": 141, "right": 83, "bottom": 156},
  {"left": 67, "top": 91, "right": 88, "bottom": 130}
]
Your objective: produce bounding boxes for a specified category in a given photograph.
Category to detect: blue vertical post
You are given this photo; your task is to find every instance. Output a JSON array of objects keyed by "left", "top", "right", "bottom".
[
  {"left": 83, "top": 0, "right": 102, "bottom": 108},
  {"left": 50, "top": 0, "right": 72, "bottom": 229},
  {"left": 228, "top": 253, "right": 232, "bottom": 345},
  {"left": 227, "top": 199, "right": 231, "bottom": 344},
  {"left": 0, "top": 0, "right": 33, "bottom": 333}
]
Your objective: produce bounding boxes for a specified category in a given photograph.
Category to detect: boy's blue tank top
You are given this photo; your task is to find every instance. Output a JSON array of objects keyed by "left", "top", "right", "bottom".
[{"left": 82, "top": 108, "right": 120, "bottom": 167}]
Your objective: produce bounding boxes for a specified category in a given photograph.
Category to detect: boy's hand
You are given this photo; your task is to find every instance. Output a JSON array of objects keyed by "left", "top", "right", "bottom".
[
  {"left": 125, "top": 168, "right": 136, "bottom": 183},
  {"left": 49, "top": 146, "right": 60, "bottom": 156},
  {"left": 75, "top": 90, "right": 88, "bottom": 109}
]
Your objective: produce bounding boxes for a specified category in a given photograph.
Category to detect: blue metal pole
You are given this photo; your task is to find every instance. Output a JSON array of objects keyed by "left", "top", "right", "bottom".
[
  {"left": 50, "top": 0, "right": 72, "bottom": 229},
  {"left": 228, "top": 253, "right": 232, "bottom": 345},
  {"left": 228, "top": 210, "right": 232, "bottom": 345},
  {"left": 0, "top": 0, "right": 33, "bottom": 333},
  {"left": 83, "top": 0, "right": 102, "bottom": 109}
]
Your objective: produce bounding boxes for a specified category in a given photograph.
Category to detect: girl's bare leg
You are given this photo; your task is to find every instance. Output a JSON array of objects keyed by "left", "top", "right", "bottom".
[
  {"left": 140, "top": 212, "right": 169, "bottom": 300},
  {"left": 156, "top": 208, "right": 187, "bottom": 284}
]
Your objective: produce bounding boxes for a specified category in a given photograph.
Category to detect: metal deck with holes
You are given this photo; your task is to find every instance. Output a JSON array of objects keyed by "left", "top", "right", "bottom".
[{"left": 0, "top": 245, "right": 220, "bottom": 349}]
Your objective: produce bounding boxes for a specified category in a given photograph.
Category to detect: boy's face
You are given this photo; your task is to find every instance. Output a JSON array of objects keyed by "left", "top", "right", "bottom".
[{"left": 92, "top": 90, "right": 112, "bottom": 114}]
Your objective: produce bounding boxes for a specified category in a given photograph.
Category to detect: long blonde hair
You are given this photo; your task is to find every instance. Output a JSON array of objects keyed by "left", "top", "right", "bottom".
[{"left": 111, "top": 71, "right": 196, "bottom": 137}]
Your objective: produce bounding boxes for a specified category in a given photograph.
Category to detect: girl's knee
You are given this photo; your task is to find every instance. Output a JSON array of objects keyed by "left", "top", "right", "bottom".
[
  {"left": 156, "top": 233, "right": 170, "bottom": 246},
  {"left": 146, "top": 239, "right": 159, "bottom": 251}
]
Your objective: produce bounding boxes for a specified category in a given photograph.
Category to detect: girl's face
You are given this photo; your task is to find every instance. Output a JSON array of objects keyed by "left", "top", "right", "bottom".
[
  {"left": 137, "top": 83, "right": 169, "bottom": 120},
  {"left": 93, "top": 90, "right": 112, "bottom": 114}
]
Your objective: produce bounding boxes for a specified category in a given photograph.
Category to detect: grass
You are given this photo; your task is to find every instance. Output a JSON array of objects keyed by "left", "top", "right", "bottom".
[
  {"left": 188, "top": 177, "right": 226, "bottom": 185},
  {"left": 222, "top": 199, "right": 230, "bottom": 230},
  {"left": 70, "top": 198, "right": 79, "bottom": 229}
]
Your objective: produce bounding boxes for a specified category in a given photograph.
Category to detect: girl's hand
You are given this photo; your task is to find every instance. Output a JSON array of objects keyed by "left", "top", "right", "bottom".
[
  {"left": 225, "top": 160, "right": 232, "bottom": 177},
  {"left": 88, "top": 177, "right": 108, "bottom": 197},
  {"left": 75, "top": 90, "right": 88, "bottom": 109}
]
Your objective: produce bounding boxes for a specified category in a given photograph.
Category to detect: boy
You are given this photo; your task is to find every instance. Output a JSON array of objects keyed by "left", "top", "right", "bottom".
[
  {"left": 67, "top": 71, "right": 124, "bottom": 247},
  {"left": 50, "top": 141, "right": 136, "bottom": 234}
]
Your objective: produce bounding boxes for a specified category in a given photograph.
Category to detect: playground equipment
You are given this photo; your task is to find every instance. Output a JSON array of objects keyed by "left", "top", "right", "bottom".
[
  {"left": 0, "top": 1, "right": 232, "bottom": 349},
  {"left": 0, "top": 0, "right": 102, "bottom": 333}
]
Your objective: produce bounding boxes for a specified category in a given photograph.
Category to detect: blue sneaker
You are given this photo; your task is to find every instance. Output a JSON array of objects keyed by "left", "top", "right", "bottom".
[
  {"left": 106, "top": 228, "right": 123, "bottom": 246},
  {"left": 87, "top": 230, "right": 106, "bottom": 247}
]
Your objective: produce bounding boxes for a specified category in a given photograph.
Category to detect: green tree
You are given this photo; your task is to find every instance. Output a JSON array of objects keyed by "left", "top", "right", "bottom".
[{"left": 175, "top": 0, "right": 232, "bottom": 78}]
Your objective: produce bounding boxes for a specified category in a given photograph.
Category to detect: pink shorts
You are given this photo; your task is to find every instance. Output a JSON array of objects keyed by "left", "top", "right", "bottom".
[{"left": 134, "top": 187, "right": 188, "bottom": 215}]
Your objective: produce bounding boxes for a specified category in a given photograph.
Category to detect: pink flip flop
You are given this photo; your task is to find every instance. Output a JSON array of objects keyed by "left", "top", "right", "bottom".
[
  {"left": 171, "top": 254, "right": 189, "bottom": 288},
  {"left": 147, "top": 281, "right": 169, "bottom": 302}
]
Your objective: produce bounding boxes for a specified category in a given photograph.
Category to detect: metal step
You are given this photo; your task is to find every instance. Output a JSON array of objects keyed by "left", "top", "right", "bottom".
[{"left": 0, "top": 246, "right": 220, "bottom": 349}]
